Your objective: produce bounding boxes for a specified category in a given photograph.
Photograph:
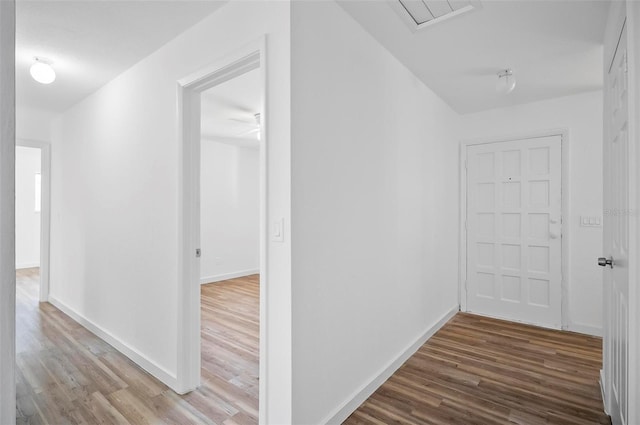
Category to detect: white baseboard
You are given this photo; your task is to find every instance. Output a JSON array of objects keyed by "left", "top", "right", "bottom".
[
  {"left": 16, "top": 262, "right": 39, "bottom": 270},
  {"left": 600, "top": 369, "right": 609, "bottom": 414},
  {"left": 48, "top": 295, "right": 178, "bottom": 390},
  {"left": 567, "top": 321, "right": 602, "bottom": 337},
  {"left": 200, "top": 268, "right": 259, "bottom": 285},
  {"left": 322, "top": 305, "right": 459, "bottom": 425}
]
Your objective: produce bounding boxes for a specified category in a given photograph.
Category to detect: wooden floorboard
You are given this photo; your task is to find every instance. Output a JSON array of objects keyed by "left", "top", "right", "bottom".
[
  {"left": 345, "top": 313, "right": 610, "bottom": 425},
  {"left": 15, "top": 268, "right": 259, "bottom": 425}
]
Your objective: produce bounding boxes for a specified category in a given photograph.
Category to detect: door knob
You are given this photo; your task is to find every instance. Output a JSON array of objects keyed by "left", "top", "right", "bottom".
[{"left": 598, "top": 257, "right": 614, "bottom": 268}]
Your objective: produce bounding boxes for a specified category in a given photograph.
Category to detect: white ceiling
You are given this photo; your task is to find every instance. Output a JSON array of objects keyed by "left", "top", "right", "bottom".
[
  {"left": 201, "top": 68, "right": 262, "bottom": 149},
  {"left": 16, "top": 0, "right": 225, "bottom": 113},
  {"left": 338, "top": 0, "right": 610, "bottom": 114},
  {"left": 17, "top": 1, "right": 609, "bottom": 116}
]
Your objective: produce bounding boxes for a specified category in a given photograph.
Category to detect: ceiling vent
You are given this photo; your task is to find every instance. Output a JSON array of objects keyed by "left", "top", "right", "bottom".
[{"left": 390, "top": 0, "right": 482, "bottom": 31}]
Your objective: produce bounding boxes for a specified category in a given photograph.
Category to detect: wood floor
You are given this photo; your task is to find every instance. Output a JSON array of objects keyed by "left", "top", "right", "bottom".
[
  {"left": 15, "top": 269, "right": 259, "bottom": 425},
  {"left": 346, "top": 313, "right": 610, "bottom": 425},
  {"left": 16, "top": 269, "right": 609, "bottom": 425}
]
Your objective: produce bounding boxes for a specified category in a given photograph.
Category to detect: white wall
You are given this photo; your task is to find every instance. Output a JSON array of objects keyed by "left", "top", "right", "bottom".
[
  {"left": 200, "top": 141, "right": 259, "bottom": 283},
  {"left": 291, "top": 2, "right": 460, "bottom": 423},
  {"left": 49, "top": 2, "right": 292, "bottom": 422},
  {"left": 0, "top": 2, "right": 16, "bottom": 423},
  {"left": 16, "top": 106, "right": 54, "bottom": 142},
  {"left": 460, "top": 91, "right": 604, "bottom": 335},
  {"left": 15, "top": 146, "right": 40, "bottom": 269}
]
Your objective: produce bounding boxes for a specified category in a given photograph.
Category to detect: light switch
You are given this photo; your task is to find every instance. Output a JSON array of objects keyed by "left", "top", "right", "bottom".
[
  {"left": 580, "top": 216, "right": 602, "bottom": 227},
  {"left": 273, "top": 218, "right": 284, "bottom": 242}
]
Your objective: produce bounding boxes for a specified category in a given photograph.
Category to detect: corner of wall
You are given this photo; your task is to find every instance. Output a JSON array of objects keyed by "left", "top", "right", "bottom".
[{"left": 322, "top": 306, "right": 459, "bottom": 425}]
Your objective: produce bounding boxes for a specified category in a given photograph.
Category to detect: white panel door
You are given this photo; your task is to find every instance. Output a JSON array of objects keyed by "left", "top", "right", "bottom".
[
  {"left": 466, "top": 136, "right": 562, "bottom": 328},
  {"left": 603, "top": 20, "right": 629, "bottom": 425}
]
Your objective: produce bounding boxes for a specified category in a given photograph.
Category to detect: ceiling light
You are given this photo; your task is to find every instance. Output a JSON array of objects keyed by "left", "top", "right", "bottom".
[
  {"left": 30, "top": 57, "right": 56, "bottom": 84},
  {"left": 496, "top": 69, "right": 516, "bottom": 95}
]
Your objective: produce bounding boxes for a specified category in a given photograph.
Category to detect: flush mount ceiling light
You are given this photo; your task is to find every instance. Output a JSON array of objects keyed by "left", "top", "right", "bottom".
[
  {"left": 30, "top": 57, "right": 56, "bottom": 84},
  {"left": 496, "top": 69, "right": 516, "bottom": 95}
]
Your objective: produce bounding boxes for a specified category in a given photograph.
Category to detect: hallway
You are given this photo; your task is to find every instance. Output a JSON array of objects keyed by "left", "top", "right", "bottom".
[
  {"left": 346, "top": 313, "right": 609, "bottom": 425},
  {"left": 16, "top": 266, "right": 609, "bottom": 424},
  {"left": 15, "top": 269, "right": 259, "bottom": 425}
]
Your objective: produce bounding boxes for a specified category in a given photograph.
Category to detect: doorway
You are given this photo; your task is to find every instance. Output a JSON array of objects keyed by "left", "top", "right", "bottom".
[
  {"left": 198, "top": 67, "right": 261, "bottom": 420},
  {"left": 462, "top": 134, "right": 564, "bottom": 329},
  {"left": 199, "top": 69, "right": 261, "bottom": 285},
  {"left": 15, "top": 140, "right": 50, "bottom": 303},
  {"left": 176, "top": 40, "right": 266, "bottom": 423}
]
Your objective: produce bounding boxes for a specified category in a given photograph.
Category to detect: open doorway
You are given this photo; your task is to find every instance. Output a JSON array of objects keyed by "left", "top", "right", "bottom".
[
  {"left": 15, "top": 141, "right": 50, "bottom": 305},
  {"left": 176, "top": 43, "right": 266, "bottom": 423},
  {"left": 200, "top": 69, "right": 261, "bottom": 285},
  {"left": 198, "top": 68, "right": 261, "bottom": 419},
  {"left": 15, "top": 144, "right": 42, "bottom": 321}
]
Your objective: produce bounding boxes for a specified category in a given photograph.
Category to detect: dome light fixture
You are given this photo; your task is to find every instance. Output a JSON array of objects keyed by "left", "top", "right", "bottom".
[
  {"left": 496, "top": 69, "right": 516, "bottom": 95},
  {"left": 30, "top": 57, "right": 56, "bottom": 84}
]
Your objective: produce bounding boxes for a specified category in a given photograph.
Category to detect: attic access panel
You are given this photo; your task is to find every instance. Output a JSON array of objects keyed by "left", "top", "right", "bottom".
[{"left": 391, "top": 0, "right": 482, "bottom": 31}]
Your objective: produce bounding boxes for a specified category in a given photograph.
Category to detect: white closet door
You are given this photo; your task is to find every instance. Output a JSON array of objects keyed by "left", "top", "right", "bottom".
[
  {"left": 466, "top": 136, "right": 562, "bottom": 328},
  {"left": 602, "top": 20, "right": 629, "bottom": 425}
]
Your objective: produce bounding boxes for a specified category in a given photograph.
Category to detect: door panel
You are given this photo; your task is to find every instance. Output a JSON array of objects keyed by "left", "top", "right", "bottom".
[
  {"left": 466, "top": 136, "right": 562, "bottom": 328},
  {"left": 604, "top": 20, "right": 628, "bottom": 425}
]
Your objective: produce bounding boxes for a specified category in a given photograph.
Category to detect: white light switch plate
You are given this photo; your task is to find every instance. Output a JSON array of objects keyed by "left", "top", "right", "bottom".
[
  {"left": 580, "top": 216, "right": 602, "bottom": 227},
  {"left": 272, "top": 218, "right": 284, "bottom": 242}
]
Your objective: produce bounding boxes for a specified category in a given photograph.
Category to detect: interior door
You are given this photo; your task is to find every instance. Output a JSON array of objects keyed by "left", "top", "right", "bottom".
[
  {"left": 466, "top": 136, "right": 562, "bottom": 328},
  {"left": 602, "top": 19, "right": 629, "bottom": 425}
]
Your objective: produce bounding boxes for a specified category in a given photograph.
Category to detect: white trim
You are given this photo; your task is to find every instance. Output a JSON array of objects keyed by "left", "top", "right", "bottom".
[
  {"left": 321, "top": 306, "right": 459, "bottom": 425},
  {"left": 458, "top": 142, "right": 467, "bottom": 312},
  {"left": 459, "top": 129, "right": 569, "bottom": 330},
  {"left": 200, "top": 269, "right": 259, "bottom": 285},
  {"left": 16, "top": 139, "right": 51, "bottom": 304},
  {"left": 176, "top": 37, "right": 268, "bottom": 425},
  {"left": 625, "top": 2, "right": 639, "bottom": 423},
  {"left": 48, "top": 296, "right": 178, "bottom": 390},
  {"left": 257, "top": 37, "right": 268, "bottom": 425},
  {"left": 600, "top": 369, "right": 609, "bottom": 415},
  {"left": 566, "top": 321, "right": 603, "bottom": 337}
]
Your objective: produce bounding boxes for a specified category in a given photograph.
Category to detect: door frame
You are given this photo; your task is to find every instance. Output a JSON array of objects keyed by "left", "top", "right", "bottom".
[
  {"left": 459, "top": 129, "right": 569, "bottom": 330},
  {"left": 16, "top": 139, "right": 51, "bottom": 303},
  {"left": 175, "top": 36, "right": 267, "bottom": 422}
]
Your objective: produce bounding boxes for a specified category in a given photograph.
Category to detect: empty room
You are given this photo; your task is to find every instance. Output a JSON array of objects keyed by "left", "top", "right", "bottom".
[
  {"left": 198, "top": 66, "right": 263, "bottom": 421},
  {"left": 0, "top": 1, "right": 638, "bottom": 425},
  {"left": 15, "top": 143, "right": 47, "bottom": 353}
]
